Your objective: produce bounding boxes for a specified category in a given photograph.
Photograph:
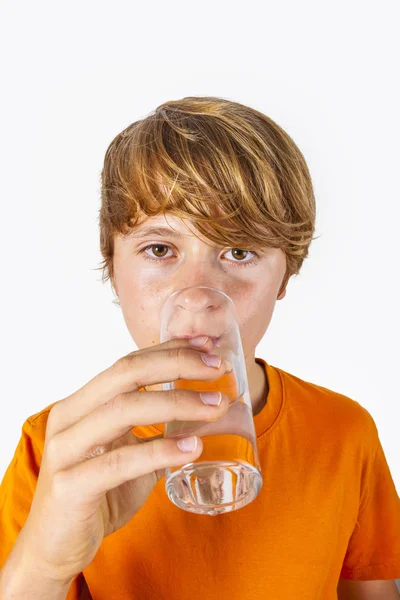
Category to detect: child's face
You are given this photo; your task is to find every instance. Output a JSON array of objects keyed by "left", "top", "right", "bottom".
[{"left": 112, "top": 213, "right": 287, "bottom": 359}]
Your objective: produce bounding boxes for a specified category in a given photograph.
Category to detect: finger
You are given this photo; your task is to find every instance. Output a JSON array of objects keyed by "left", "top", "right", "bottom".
[
  {"left": 135, "top": 435, "right": 169, "bottom": 482},
  {"left": 130, "top": 334, "right": 217, "bottom": 357},
  {"left": 134, "top": 435, "right": 167, "bottom": 483},
  {"left": 47, "top": 338, "right": 228, "bottom": 436},
  {"left": 48, "top": 389, "right": 229, "bottom": 471},
  {"left": 53, "top": 436, "right": 204, "bottom": 501}
]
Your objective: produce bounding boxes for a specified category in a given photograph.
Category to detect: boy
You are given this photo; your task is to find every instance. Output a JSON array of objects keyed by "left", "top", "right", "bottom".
[{"left": 0, "top": 96, "right": 399, "bottom": 599}]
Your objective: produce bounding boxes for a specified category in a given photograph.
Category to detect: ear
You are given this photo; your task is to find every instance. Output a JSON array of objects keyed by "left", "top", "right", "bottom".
[
  {"left": 109, "top": 277, "right": 121, "bottom": 307},
  {"left": 277, "top": 288, "right": 287, "bottom": 301},
  {"left": 111, "top": 276, "right": 119, "bottom": 296},
  {"left": 277, "top": 267, "right": 290, "bottom": 300}
]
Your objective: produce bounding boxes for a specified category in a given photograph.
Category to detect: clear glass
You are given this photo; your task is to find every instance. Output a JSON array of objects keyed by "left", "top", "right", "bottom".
[{"left": 160, "top": 285, "right": 263, "bottom": 516}]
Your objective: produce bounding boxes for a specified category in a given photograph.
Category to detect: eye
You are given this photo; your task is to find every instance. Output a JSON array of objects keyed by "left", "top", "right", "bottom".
[
  {"left": 138, "top": 244, "right": 260, "bottom": 267},
  {"left": 143, "top": 244, "right": 170, "bottom": 259},
  {"left": 225, "top": 248, "right": 253, "bottom": 262}
]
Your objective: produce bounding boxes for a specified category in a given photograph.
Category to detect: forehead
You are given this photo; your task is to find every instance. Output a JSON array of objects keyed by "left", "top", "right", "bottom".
[
  {"left": 136, "top": 213, "right": 194, "bottom": 233},
  {"left": 132, "top": 213, "right": 229, "bottom": 241}
]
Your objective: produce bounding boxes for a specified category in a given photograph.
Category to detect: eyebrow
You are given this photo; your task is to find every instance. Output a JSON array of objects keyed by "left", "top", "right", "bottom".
[
  {"left": 130, "top": 225, "right": 268, "bottom": 253},
  {"left": 133, "top": 226, "right": 191, "bottom": 239}
]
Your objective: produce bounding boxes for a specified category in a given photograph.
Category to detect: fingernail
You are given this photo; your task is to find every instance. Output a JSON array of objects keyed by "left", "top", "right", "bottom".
[
  {"left": 201, "top": 353, "right": 222, "bottom": 368},
  {"left": 200, "top": 391, "right": 222, "bottom": 406},
  {"left": 189, "top": 336, "right": 209, "bottom": 348},
  {"left": 224, "top": 360, "right": 233, "bottom": 373},
  {"left": 177, "top": 436, "right": 198, "bottom": 452}
]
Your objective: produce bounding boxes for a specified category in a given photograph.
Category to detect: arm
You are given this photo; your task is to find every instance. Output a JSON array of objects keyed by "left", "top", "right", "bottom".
[
  {"left": 0, "top": 528, "right": 93, "bottom": 600},
  {"left": 337, "top": 577, "right": 400, "bottom": 599},
  {"left": 0, "top": 548, "right": 72, "bottom": 600}
]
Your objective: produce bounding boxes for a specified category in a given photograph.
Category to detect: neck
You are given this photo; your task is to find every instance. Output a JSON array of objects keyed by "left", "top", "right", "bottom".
[{"left": 246, "top": 356, "right": 269, "bottom": 416}]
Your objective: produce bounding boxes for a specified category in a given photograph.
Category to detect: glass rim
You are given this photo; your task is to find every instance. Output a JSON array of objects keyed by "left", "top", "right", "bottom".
[{"left": 161, "top": 285, "right": 234, "bottom": 311}]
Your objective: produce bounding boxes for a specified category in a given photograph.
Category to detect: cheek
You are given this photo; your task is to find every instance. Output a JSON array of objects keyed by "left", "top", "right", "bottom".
[
  {"left": 230, "top": 278, "right": 278, "bottom": 348},
  {"left": 119, "top": 281, "right": 166, "bottom": 346},
  {"left": 115, "top": 251, "right": 284, "bottom": 348}
]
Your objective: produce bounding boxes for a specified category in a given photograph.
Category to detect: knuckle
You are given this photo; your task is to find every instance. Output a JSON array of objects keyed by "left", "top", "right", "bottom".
[
  {"left": 83, "top": 444, "right": 108, "bottom": 460},
  {"left": 50, "top": 470, "right": 70, "bottom": 499},
  {"left": 103, "top": 448, "right": 124, "bottom": 473},
  {"left": 44, "top": 436, "right": 61, "bottom": 471},
  {"left": 106, "top": 393, "right": 127, "bottom": 415},
  {"left": 47, "top": 404, "right": 60, "bottom": 431},
  {"left": 44, "top": 434, "right": 58, "bottom": 457},
  {"left": 111, "top": 356, "right": 130, "bottom": 376},
  {"left": 169, "top": 388, "right": 184, "bottom": 414},
  {"left": 145, "top": 439, "right": 159, "bottom": 464},
  {"left": 167, "top": 346, "right": 185, "bottom": 362},
  {"left": 110, "top": 354, "right": 142, "bottom": 389}
]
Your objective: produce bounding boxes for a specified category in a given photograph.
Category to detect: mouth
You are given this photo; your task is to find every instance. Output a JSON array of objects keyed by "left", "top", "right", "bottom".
[{"left": 176, "top": 334, "right": 220, "bottom": 343}]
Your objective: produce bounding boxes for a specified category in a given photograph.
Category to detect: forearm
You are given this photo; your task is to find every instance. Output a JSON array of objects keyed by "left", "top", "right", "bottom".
[{"left": 0, "top": 546, "right": 73, "bottom": 600}]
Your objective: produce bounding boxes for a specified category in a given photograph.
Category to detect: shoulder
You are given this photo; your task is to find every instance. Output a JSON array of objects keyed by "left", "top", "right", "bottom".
[{"left": 274, "top": 365, "right": 380, "bottom": 453}]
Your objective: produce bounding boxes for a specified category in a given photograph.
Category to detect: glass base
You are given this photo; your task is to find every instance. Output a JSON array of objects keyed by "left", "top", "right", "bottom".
[{"left": 165, "top": 460, "right": 263, "bottom": 516}]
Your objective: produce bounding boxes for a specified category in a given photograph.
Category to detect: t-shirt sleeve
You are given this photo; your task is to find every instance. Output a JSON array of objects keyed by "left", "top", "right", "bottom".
[
  {"left": 0, "top": 416, "right": 86, "bottom": 599},
  {"left": 340, "top": 429, "right": 400, "bottom": 580}
]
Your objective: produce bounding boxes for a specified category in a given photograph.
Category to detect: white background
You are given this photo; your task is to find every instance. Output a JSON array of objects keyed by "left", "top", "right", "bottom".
[{"left": 0, "top": 0, "right": 399, "bottom": 494}]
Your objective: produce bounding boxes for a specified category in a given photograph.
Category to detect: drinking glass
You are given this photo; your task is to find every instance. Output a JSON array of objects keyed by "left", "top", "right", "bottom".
[{"left": 160, "top": 285, "right": 263, "bottom": 516}]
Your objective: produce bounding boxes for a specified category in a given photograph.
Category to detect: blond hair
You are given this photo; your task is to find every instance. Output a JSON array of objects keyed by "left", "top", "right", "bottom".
[{"left": 98, "top": 96, "right": 316, "bottom": 296}]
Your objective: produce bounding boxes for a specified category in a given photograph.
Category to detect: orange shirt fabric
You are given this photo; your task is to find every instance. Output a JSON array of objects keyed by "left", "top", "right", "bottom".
[{"left": 1, "top": 358, "right": 399, "bottom": 600}]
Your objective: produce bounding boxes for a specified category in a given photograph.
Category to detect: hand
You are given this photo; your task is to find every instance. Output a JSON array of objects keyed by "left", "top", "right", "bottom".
[{"left": 12, "top": 338, "right": 230, "bottom": 585}]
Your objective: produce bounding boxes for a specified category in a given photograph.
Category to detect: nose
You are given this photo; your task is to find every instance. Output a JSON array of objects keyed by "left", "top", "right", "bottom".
[
  {"left": 173, "top": 257, "right": 226, "bottom": 304},
  {"left": 162, "top": 258, "right": 234, "bottom": 331},
  {"left": 167, "top": 285, "right": 230, "bottom": 339},
  {"left": 176, "top": 286, "right": 222, "bottom": 313}
]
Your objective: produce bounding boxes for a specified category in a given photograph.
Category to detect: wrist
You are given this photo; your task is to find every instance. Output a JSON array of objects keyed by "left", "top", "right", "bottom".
[{"left": 0, "top": 545, "right": 74, "bottom": 600}]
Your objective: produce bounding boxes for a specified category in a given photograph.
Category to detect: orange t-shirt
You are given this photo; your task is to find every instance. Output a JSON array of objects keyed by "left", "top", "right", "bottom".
[{"left": 1, "top": 359, "right": 399, "bottom": 599}]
